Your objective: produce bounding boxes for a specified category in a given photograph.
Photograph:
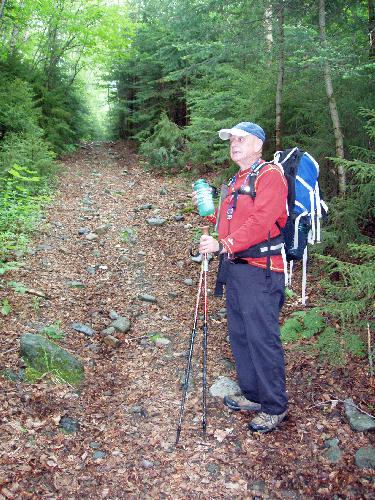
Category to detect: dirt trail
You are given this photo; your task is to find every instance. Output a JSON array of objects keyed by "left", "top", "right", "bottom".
[{"left": 0, "top": 142, "right": 374, "bottom": 499}]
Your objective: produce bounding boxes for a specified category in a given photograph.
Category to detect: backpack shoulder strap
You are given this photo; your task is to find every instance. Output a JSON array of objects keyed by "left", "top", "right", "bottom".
[{"left": 248, "top": 161, "right": 274, "bottom": 199}]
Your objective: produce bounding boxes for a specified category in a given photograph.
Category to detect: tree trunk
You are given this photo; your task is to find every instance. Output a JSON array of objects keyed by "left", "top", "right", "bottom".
[
  {"left": 264, "top": 3, "right": 273, "bottom": 52},
  {"left": 318, "top": 0, "right": 346, "bottom": 195},
  {"left": 275, "top": 0, "right": 285, "bottom": 151},
  {"left": 370, "top": 0, "right": 375, "bottom": 58}
]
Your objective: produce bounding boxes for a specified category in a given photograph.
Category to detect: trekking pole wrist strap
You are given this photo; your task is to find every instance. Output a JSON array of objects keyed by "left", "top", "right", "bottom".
[{"left": 214, "top": 242, "right": 224, "bottom": 257}]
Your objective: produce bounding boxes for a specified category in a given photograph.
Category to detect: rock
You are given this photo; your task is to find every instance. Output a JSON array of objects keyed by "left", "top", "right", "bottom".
[
  {"left": 174, "top": 215, "right": 184, "bottom": 221},
  {"left": 146, "top": 217, "right": 166, "bottom": 226},
  {"left": 160, "top": 187, "right": 168, "bottom": 195},
  {"left": 138, "top": 251, "right": 146, "bottom": 256},
  {"left": 248, "top": 480, "right": 266, "bottom": 493},
  {"left": 154, "top": 337, "right": 171, "bottom": 347},
  {"left": 218, "top": 308, "right": 227, "bottom": 319},
  {"left": 141, "top": 459, "right": 154, "bottom": 469},
  {"left": 184, "top": 279, "right": 194, "bottom": 286},
  {"left": 93, "top": 451, "right": 106, "bottom": 460},
  {"left": 89, "top": 442, "right": 101, "bottom": 449},
  {"left": 72, "top": 323, "right": 95, "bottom": 337},
  {"left": 87, "top": 266, "right": 96, "bottom": 275},
  {"left": 87, "top": 344, "right": 101, "bottom": 353},
  {"left": 207, "top": 463, "right": 220, "bottom": 476},
  {"left": 323, "top": 438, "right": 342, "bottom": 463},
  {"left": 110, "top": 317, "right": 131, "bottom": 333},
  {"left": 66, "top": 280, "right": 85, "bottom": 288},
  {"left": 94, "top": 224, "right": 110, "bottom": 235},
  {"left": 109, "top": 310, "right": 119, "bottom": 320},
  {"left": 59, "top": 416, "right": 80, "bottom": 433},
  {"left": 78, "top": 227, "right": 91, "bottom": 235},
  {"left": 209, "top": 376, "right": 241, "bottom": 398},
  {"left": 20, "top": 334, "right": 84, "bottom": 386},
  {"left": 355, "top": 446, "right": 375, "bottom": 469},
  {"left": 138, "top": 294, "right": 157, "bottom": 304},
  {"left": 82, "top": 197, "right": 93, "bottom": 206},
  {"left": 103, "top": 335, "right": 121, "bottom": 348},
  {"left": 168, "top": 292, "right": 178, "bottom": 299},
  {"left": 101, "top": 326, "right": 116, "bottom": 337},
  {"left": 344, "top": 398, "right": 375, "bottom": 432},
  {"left": 92, "top": 249, "right": 101, "bottom": 257},
  {"left": 85, "top": 232, "right": 98, "bottom": 241},
  {"left": 139, "top": 203, "right": 153, "bottom": 210}
]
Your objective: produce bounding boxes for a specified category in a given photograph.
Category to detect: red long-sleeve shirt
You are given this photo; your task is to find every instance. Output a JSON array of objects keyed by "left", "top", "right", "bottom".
[{"left": 215, "top": 161, "right": 288, "bottom": 272}]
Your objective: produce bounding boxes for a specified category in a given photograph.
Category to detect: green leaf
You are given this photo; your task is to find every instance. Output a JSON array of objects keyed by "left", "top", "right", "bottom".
[{"left": 1, "top": 299, "right": 11, "bottom": 316}]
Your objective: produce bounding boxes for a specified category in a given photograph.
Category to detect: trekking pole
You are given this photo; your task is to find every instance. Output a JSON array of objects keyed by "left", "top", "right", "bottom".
[
  {"left": 175, "top": 226, "right": 209, "bottom": 446},
  {"left": 202, "top": 250, "right": 209, "bottom": 438},
  {"left": 175, "top": 252, "right": 205, "bottom": 446}
]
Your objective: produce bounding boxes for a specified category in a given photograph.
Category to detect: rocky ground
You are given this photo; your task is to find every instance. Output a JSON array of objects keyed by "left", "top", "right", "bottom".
[{"left": 0, "top": 142, "right": 374, "bottom": 499}]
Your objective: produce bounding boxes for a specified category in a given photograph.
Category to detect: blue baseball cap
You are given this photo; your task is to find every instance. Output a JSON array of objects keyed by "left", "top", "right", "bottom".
[{"left": 218, "top": 122, "right": 266, "bottom": 143}]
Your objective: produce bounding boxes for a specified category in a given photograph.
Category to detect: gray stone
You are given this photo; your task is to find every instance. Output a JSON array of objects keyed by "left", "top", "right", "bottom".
[
  {"left": 89, "top": 442, "right": 101, "bottom": 449},
  {"left": 141, "top": 459, "right": 154, "bottom": 469},
  {"left": 160, "top": 187, "right": 168, "bottom": 195},
  {"left": 20, "top": 334, "right": 84, "bottom": 386},
  {"left": 78, "top": 228, "right": 91, "bottom": 235},
  {"left": 59, "top": 416, "right": 80, "bottom": 433},
  {"left": 355, "top": 446, "right": 375, "bottom": 469},
  {"left": 218, "top": 308, "right": 227, "bottom": 319},
  {"left": 184, "top": 279, "right": 194, "bottom": 286},
  {"left": 138, "top": 294, "right": 157, "bottom": 304},
  {"left": 87, "top": 344, "right": 101, "bottom": 353},
  {"left": 66, "top": 280, "right": 85, "bottom": 288},
  {"left": 207, "top": 463, "right": 220, "bottom": 476},
  {"left": 93, "top": 451, "right": 106, "bottom": 460},
  {"left": 248, "top": 480, "right": 266, "bottom": 493},
  {"left": 82, "top": 197, "right": 93, "bottom": 206},
  {"left": 72, "top": 323, "right": 95, "bottom": 337},
  {"left": 87, "top": 266, "right": 96, "bottom": 275},
  {"left": 323, "top": 439, "right": 342, "bottom": 463},
  {"left": 101, "top": 326, "right": 116, "bottom": 337},
  {"left": 146, "top": 217, "right": 166, "bottom": 227},
  {"left": 109, "top": 310, "right": 119, "bottom": 320},
  {"left": 85, "top": 232, "right": 98, "bottom": 241},
  {"left": 209, "top": 376, "right": 241, "bottom": 398},
  {"left": 139, "top": 203, "right": 153, "bottom": 210},
  {"left": 168, "top": 292, "right": 178, "bottom": 299},
  {"left": 94, "top": 224, "right": 110, "bottom": 235},
  {"left": 110, "top": 317, "right": 131, "bottom": 333},
  {"left": 345, "top": 398, "right": 375, "bottom": 432},
  {"left": 138, "top": 250, "right": 146, "bottom": 256},
  {"left": 155, "top": 337, "right": 171, "bottom": 347},
  {"left": 174, "top": 215, "right": 184, "bottom": 222},
  {"left": 92, "top": 250, "right": 101, "bottom": 257}
]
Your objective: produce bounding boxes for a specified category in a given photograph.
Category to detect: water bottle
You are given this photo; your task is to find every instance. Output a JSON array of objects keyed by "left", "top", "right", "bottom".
[{"left": 193, "top": 179, "right": 215, "bottom": 216}]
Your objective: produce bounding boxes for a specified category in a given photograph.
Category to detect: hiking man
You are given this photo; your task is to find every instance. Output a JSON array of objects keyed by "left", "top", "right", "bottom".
[{"left": 196, "top": 122, "right": 288, "bottom": 433}]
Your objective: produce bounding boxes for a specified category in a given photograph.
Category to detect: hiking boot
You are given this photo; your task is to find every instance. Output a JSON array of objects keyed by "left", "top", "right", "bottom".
[
  {"left": 248, "top": 411, "right": 288, "bottom": 433},
  {"left": 223, "top": 395, "right": 261, "bottom": 412}
]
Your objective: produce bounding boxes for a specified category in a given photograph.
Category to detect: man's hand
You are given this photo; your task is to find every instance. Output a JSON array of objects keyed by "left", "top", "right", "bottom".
[{"left": 199, "top": 234, "right": 220, "bottom": 254}]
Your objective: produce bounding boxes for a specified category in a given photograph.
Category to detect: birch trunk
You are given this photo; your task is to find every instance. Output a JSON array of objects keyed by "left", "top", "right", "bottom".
[
  {"left": 264, "top": 3, "right": 273, "bottom": 53},
  {"left": 275, "top": 1, "right": 285, "bottom": 151},
  {"left": 319, "top": 0, "right": 346, "bottom": 195}
]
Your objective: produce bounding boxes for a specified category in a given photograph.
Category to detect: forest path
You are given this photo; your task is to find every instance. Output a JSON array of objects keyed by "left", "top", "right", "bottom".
[{"left": 0, "top": 142, "right": 373, "bottom": 499}]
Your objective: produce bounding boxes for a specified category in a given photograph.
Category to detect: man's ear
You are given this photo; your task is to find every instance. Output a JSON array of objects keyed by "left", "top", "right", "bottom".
[{"left": 252, "top": 136, "right": 263, "bottom": 154}]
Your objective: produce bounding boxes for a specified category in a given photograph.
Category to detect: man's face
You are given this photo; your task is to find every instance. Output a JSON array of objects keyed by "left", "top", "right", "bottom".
[{"left": 229, "top": 134, "right": 262, "bottom": 166}]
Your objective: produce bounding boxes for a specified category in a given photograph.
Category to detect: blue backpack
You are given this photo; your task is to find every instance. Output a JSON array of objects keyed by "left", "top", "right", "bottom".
[{"left": 274, "top": 147, "right": 328, "bottom": 303}]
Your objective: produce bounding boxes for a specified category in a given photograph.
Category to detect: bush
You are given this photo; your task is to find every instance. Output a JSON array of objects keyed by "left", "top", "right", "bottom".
[
  {"left": 0, "top": 131, "right": 56, "bottom": 180},
  {"left": 139, "top": 112, "right": 185, "bottom": 171}
]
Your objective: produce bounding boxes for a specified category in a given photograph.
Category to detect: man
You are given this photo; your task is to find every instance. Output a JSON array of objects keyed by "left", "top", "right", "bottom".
[{"left": 197, "top": 122, "right": 288, "bottom": 433}]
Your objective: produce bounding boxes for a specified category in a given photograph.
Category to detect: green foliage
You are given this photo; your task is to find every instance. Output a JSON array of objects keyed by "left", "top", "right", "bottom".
[
  {"left": 139, "top": 113, "right": 185, "bottom": 171},
  {"left": 281, "top": 310, "right": 326, "bottom": 343},
  {"left": 40, "top": 322, "right": 65, "bottom": 341},
  {"left": 0, "top": 162, "right": 48, "bottom": 259},
  {"left": 313, "top": 327, "right": 365, "bottom": 366},
  {"left": 1, "top": 299, "right": 12, "bottom": 316}
]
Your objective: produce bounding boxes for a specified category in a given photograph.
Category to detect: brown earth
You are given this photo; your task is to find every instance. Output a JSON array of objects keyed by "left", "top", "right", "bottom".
[{"left": 0, "top": 142, "right": 374, "bottom": 499}]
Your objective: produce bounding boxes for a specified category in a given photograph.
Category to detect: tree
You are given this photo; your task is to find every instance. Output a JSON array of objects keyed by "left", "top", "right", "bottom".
[{"left": 318, "top": 0, "right": 346, "bottom": 195}]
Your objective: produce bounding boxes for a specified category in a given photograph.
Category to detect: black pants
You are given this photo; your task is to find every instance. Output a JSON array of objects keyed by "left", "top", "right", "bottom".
[{"left": 225, "top": 261, "right": 288, "bottom": 415}]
